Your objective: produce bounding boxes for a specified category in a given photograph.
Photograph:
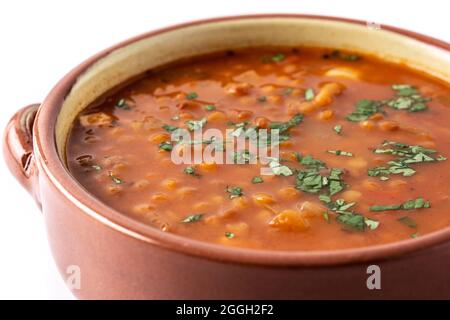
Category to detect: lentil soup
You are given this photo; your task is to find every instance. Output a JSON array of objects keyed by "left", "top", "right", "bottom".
[{"left": 66, "top": 47, "right": 450, "bottom": 250}]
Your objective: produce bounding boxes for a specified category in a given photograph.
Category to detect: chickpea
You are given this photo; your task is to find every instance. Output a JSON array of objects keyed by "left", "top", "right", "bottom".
[
  {"left": 162, "top": 178, "right": 178, "bottom": 190},
  {"left": 252, "top": 193, "right": 276, "bottom": 206},
  {"left": 359, "top": 120, "right": 375, "bottom": 130},
  {"left": 317, "top": 109, "right": 334, "bottom": 121},
  {"left": 207, "top": 111, "right": 227, "bottom": 122},
  {"left": 277, "top": 187, "right": 300, "bottom": 200},
  {"left": 361, "top": 179, "right": 382, "bottom": 191},
  {"left": 254, "top": 116, "right": 270, "bottom": 129},
  {"left": 133, "top": 203, "right": 155, "bottom": 214},
  {"left": 297, "top": 201, "right": 325, "bottom": 218},
  {"left": 151, "top": 193, "right": 169, "bottom": 202},
  {"left": 226, "top": 82, "right": 252, "bottom": 96},
  {"left": 341, "top": 190, "right": 362, "bottom": 202},
  {"left": 198, "top": 162, "right": 217, "bottom": 172},
  {"left": 269, "top": 209, "right": 310, "bottom": 232},
  {"left": 379, "top": 120, "right": 399, "bottom": 131}
]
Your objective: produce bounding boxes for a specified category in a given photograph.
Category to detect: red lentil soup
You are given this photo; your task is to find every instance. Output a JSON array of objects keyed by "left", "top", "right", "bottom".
[{"left": 66, "top": 47, "right": 450, "bottom": 251}]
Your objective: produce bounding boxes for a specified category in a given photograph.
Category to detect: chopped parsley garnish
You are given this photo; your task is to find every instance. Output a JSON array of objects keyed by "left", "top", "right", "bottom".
[
  {"left": 269, "top": 113, "right": 304, "bottom": 134},
  {"left": 162, "top": 124, "right": 179, "bottom": 132},
  {"left": 397, "top": 216, "right": 417, "bottom": 229},
  {"left": 269, "top": 53, "right": 285, "bottom": 62},
  {"left": 323, "top": 50, "right": 361, "bottom": 61},
  {"left": 304, "top": 88, "right": 315, "bottom": 101},
  {"left": 257, "top": 96, "right": 267, "bottom": 103},
  {"left": 320, "top": 198, "right": 379, "bottom": 231},
  {"left": 204, "top": 105, "right": 216, "bottom": 111},
  {"left": 115, "top": 99, "right": 130, "bottom": 110},
  {"left": 370, "top": 198, "right": 430, "bottom": 212},
  {"left": 233, "top": 150, "right": 254, "bottom": 164},
  {"left": 181, "top": 214, "right": 203, "bottom": 223},
  {"left": 225, "top": 232, "right": 235, "bottom": 239},
  {"left": 296, "top": 167, "right": 345, "bottom": 195},
  {"left": 186, "top": 118, "right": 207, "bottom": 131},
  {"left": 226, "top": 186, "right": 243, "bottom": 199},
  {"left": 347, "top": 85, "right": 431, "bottom": 122},
  {"left": 184, "top": 166, "right": 199, "bottom": 177},
  {"left": 252, "top": 176, "right": 264, "bottom": 184},
  {"left": 387, "top": 84, "right": 430, "bottom": 112},
  {"left": 186, "top": 92, "right": 198, "bottom": 100},
  {"left": 336, "top": 214, "right": 366, "bottom": 231},
  {"left": 327, "top": 150, "right": 353, "bottom": 157},
  {"left": 368, "top": 141, "right": 446, "bottom": 179},
  {"left": 159, "top": 141, "right": 173, "bottom": 151},
  {"left": 108, "top": 172, "right": 124, "bottom": 185},
  {"left": 333, "top": 125, "right": 343, "bottom": 135},
  {"left": 346, "top": 99, "right": 383, "bottom": 122},
  {"left": 268, "top": 159, "right": 293, "bottom": 176},
  {"left": 283, "top": 88, "right": 294, "bottom": 96},
  {"left": 296, "top": 154, "right": 326, "bottom": 169}
]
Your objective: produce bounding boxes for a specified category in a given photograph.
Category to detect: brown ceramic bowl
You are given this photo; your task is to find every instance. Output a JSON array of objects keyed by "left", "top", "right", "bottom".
[{"left": 3, "top": 15, "right": 450, "bottom": 299}]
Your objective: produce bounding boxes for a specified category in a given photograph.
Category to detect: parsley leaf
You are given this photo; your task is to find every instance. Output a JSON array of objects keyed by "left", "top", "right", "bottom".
[
  {"left": 304, "top": 88, "right": 315, "bottom": 101},
  {"left": 181, "top": 214, "right": 203, "bottom": 223},
  {"left": 226, "top": 186, "right": 243, "bottom": 199},
  {"left": 252, "top": 176, "right": 264, "bottom": 184},
  {"left": 186, "top": 118, "right": 207, "bottom": 131},
  {"left": 186, "top": 92, "right": 198, "bottom": 100}
]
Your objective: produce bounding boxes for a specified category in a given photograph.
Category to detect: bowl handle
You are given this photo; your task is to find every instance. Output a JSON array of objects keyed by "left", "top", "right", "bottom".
[{"left": 3, "top": 104, "right": 42, "bottom": 209}]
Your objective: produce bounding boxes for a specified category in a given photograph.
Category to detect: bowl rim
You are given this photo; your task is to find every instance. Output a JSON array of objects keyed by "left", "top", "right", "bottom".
[{"left": 33, "top": 14, "right": 450, "bottom": 267}]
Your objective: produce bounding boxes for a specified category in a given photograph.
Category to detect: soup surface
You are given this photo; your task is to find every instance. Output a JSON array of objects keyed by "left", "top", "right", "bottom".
[{"left": 67, "top": 47, "right": 450, "bottom": 250}]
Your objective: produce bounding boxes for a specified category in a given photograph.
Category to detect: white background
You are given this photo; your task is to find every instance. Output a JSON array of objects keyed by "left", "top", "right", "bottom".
[{"left": 0, "top": 0, "right": 448, "bottom": 299}]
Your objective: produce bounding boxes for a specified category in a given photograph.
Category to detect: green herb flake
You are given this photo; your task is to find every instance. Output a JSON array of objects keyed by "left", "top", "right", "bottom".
[
  {"left": 333, "top": 125, "right": 343, "bottom": 135},
  {"left": 159, "top": 141, "right": 173, "bottom": 151},
  {"left": 226, "top": 186, "right": 243, "bottom": 199},
  {"left": 283, "top": 88, "right": 294, "bottom": 96},
  {"left": 257, "top": 96, "right": 267, "bottom": 103},
  {"left": 162, "top": 124, "right": 179, "bottom": 133},
  {"left": 324, "top": 50, "right": 361, "bottom": 61},
  {"left": 181, "top": 214, "right": 204, "bottom": 223},
  {"left": 397, "top": 216, "right": 417, "bottom": 228},
  {"left": 347, "top": 99, "right": 382, "bottom": 122},
  {"left": 252, "top": 176, "right": 264, "bottom": 184},
  {"left": 327, "top": 150, "right": 353, "bottom": 157},
  {"left": 368, "top": 141, "right": 445, "bottom": 178},
  {"left": 365, "top": 218, "right": 380, "bottom": 230},
  {"left": 297, "top": 155, "right": 326, "bottom": 169},
  {"left": 271, "top": 53, "right": 285, "bottom": 62},
  {"left": 323, "top": 212, "right": 330, "bottom": 223},
  {"left": 184, "top": 166, "right": 199, "bottom": 177},
  {"left": 337, "top": 213, "right": 366, "bottom": 231},
  {"left": 370, "top": 198, "right": 430, "bottom": 212},
  {"left": 304, "top": 88, "right": 315, "bottom": 101},
  {"left": 115, "top": 99, "right": 130, "bottom": 110},
  {"left": 204, "top": 105, "right": 216, "bottom": 111},
  {"left": 269, "top": 113, "right": 304, "bottom": 134},
  {"left": 269, "top": 159, "right": 293, "bottom": 176},
  {"left": 225, "top": 232, "right": 235, "bottom": 239},
  {"left": 186, "top": 118, "right": 207, "bottom": 131},
  {"left": 108, "top": 172, "right": 124, "bottom": 185},
  {"left": 186, "top": 92, "right": 198, "bottom": 100}
]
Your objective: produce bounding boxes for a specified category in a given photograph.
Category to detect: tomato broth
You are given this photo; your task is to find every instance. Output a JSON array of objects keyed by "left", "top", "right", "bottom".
[{"left": 66, "top": 47, "right": 450, "bottom": 250}]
